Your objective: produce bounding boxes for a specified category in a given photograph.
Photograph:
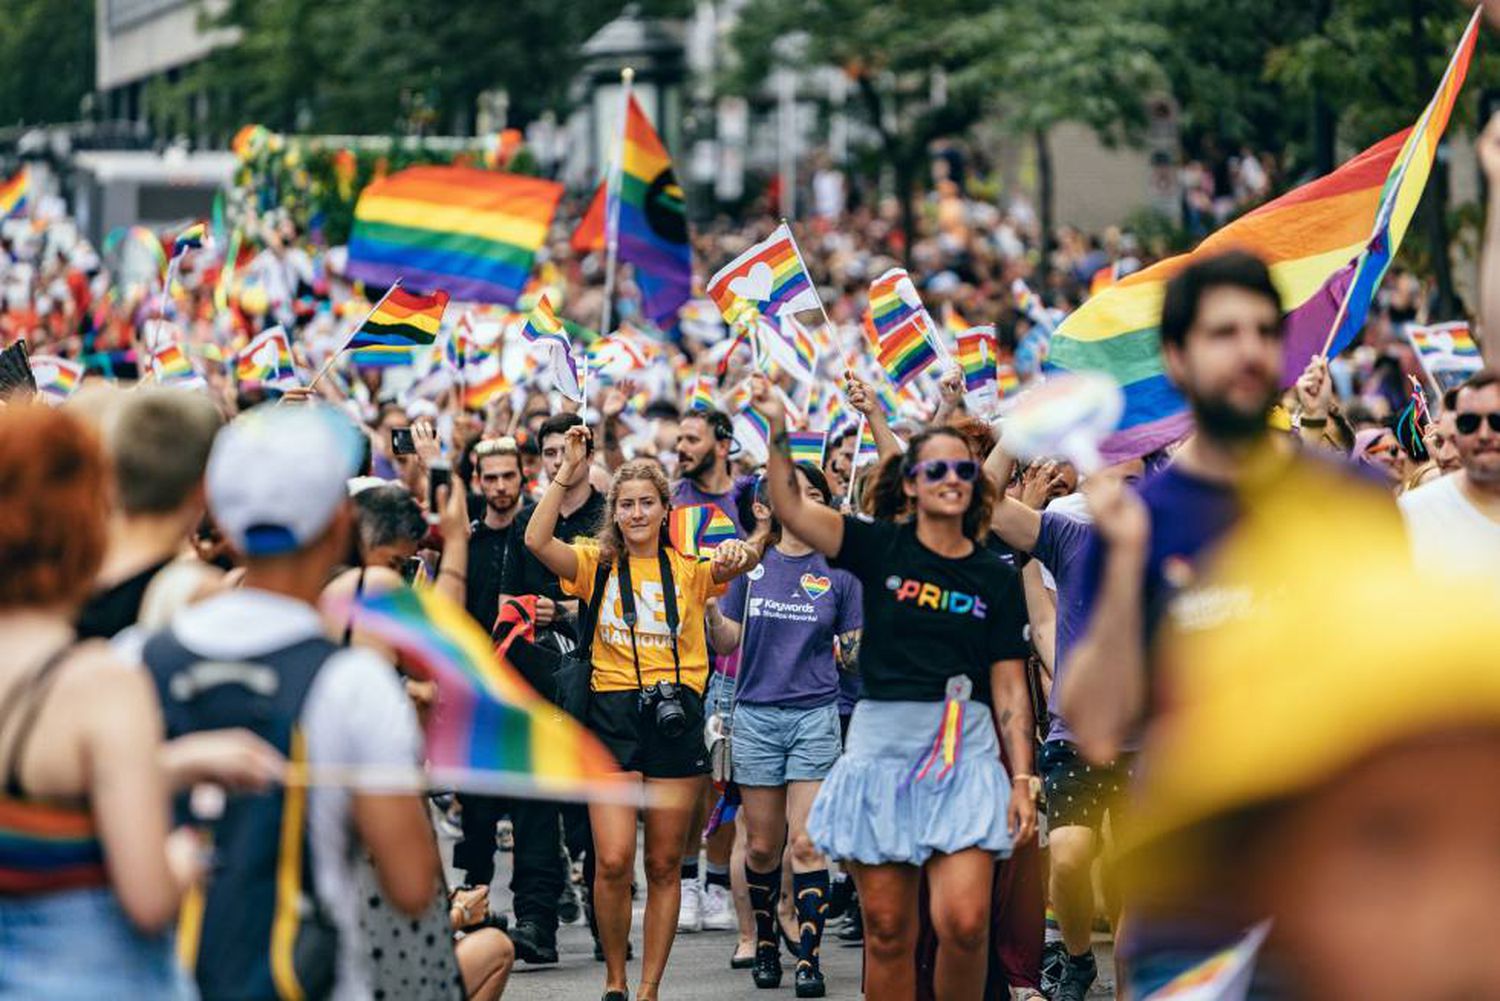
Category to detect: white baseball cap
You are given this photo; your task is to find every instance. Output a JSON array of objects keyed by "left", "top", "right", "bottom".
[{"left": 206, "top": 403, "right": 364, "bottom": 557}]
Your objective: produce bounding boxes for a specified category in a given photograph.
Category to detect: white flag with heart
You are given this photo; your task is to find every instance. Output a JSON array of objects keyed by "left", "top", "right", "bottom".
[{"left": 705, "top": 222, "right": 820, "bottom": 324}]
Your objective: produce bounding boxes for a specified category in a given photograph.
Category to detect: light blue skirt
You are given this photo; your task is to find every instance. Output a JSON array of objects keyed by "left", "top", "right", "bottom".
[{"left": 807, "top": 694, "right": 1013, "bottom": 866}]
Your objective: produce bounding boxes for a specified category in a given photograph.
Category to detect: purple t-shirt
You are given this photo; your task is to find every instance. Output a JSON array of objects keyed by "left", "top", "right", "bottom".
[
  {"left": 1031, "top": 510, "right": 1094, "bottom": 744},
  {"left": 721, "top": 547, "right": 862, "bottom": 708}
]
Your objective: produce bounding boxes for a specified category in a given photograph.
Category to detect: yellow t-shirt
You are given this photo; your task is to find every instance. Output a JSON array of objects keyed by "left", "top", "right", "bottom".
[{"left": 561, "top": 542, "right": 727, "bottom": 694}]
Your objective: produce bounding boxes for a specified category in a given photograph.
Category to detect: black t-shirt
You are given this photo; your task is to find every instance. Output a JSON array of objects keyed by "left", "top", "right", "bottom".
[
  {"left": 464, "top": 505, "right": 532, "bottom": 634},
  {"left": 76, "top": 558, "right": 174, "bottom": 640},
  {"left": 499, "top": 489, "right": 606, "bottom": 645},
  {"left": 831, "top": 515, "right": 1028, "bottom": 706}
]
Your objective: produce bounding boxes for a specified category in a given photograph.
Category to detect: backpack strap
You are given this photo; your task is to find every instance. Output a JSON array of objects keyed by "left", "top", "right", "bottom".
[{"left": 574, "top": 558, "right": 614, "bottom": 664}]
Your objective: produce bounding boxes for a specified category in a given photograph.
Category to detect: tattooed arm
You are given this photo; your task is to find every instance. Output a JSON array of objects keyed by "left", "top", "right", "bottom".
[
  {"left": 835, "top": 629, "right": 862, "bottom": 674},
  {"left": 991, "top": 657, "right": 1038, "bottom": 844}
]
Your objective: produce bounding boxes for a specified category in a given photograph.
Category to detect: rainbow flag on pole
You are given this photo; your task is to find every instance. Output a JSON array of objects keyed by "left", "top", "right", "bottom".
[
  {"left": 30, "top": 355, "right": 83, "bottom": 402},
  {"left": 868, "top": 268, "right": 926, "bottom": 342},
  {"left": 347, "top": 286, "right": 449, "bottom": 366},
  {"left": 172, "top": 222, "right": 206, "bottom": 256},
  {"left": 607, "top": 93, "right": 692, "bottom": 322},
  {"left": 150, "top": 343, "right": 205, "bottom": 388},
  {"left": 1048, "top": 10, "right": 1478, "bottom": 464},
  {"left": 1314, "top": 8, "right": 1479, "bottom": 360},
  {"left": 876, "top": 320, "right": 939, "bottom": 389},
  {"left": 706, "top": 222, "right": 819, "bottom": 322},
  {"left": 668, "top": 504, "right": 738, "bottom": 557},
  {"left": 786, "top": 430, "right": 828, "bottom": 466},
  {"left": 347, "top": 166, "right": 564, "bottom": 305},
  {"left": 0, "top": 169, "right": 28, "bottom": 220},
  {"left": 235, "top": 326, "right": 295, "bottom": 385},
  {"left": 345, "top": 587, "right": 627, "bottom": 800}
]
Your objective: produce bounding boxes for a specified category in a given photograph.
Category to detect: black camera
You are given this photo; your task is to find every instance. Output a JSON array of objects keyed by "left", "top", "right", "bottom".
[{"left": 638, "top": 681, "right": 688, "bottom": 738}]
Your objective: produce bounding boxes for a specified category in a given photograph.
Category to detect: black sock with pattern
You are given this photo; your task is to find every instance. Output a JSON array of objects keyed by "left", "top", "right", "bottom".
[
  {"left": 792, "top": 869, "right": 830, "bottom": 972},
  {"left": 744, "top": 864, "right": 781, "bottom": 954}
]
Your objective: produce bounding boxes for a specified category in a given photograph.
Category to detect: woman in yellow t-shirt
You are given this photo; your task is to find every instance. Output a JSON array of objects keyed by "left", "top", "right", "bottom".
[{"left": 524, "top": 425, "right": 759, "bottom": 1001}]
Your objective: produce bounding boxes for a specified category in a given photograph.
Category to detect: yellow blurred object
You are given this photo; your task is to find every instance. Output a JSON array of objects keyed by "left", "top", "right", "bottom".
[
  {"left": 237, "top": 285, "right": 269, "bottom": 316},
  {"left": 1126, "top": 456, "right": 1500, "bottom": 861},
  {"left": 1266, "top": 403, "right": 1292, "bottom": 431}
]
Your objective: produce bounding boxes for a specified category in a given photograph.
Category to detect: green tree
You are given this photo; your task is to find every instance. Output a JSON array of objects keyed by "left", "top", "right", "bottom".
[
  {"left": 727, "top": 0, "right": 1166, "bottom": 270},
  {"left": 0, "top": 0, "right": 94, "bottom": 126}
]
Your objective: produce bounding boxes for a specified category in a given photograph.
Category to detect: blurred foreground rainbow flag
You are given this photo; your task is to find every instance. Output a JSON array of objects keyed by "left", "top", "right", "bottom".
[
  {"left": 0, "top": 168, "right": 28, "bottom": 220},
  {"left": 1142, "top": 923, "right": 1269, "bottom": 1001},
  {"left": 1048, "top": 11, "right": 1478, "bottom": 462},
  {"left": 346, "top": 587, "right": 628, "bottom": 801}
]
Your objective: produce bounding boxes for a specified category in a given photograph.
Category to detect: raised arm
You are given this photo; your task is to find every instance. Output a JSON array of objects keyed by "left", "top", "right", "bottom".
[
  {"left": 1020, "top": 561, "right": 1057, "bottom": 683},
  {"left": 1059, "top": 475, "right": 1149, "bottom": 763},
  {"left": 1479, "top": 112, "right": 1500, "bottom": 345},
  {"left": 523, "top": 425, "right": 587, "bottom": 583},
  {"left": 983, "top": 439, "right": 1046, "bottom": 553},
  {"left": 845, "top": 372, "right": 902, "bottom": 463},
  {"left": 433, "top": 479, "right": 471, "bottom": 606},
  {"left": 750, "top": 373, "right": 845, "bottom": 557},
  {"left": 933, "top": 365, "right": 965, "bottom": 425}
]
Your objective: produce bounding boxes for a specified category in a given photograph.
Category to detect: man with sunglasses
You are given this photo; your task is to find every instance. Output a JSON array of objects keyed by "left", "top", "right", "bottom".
[{"left": 1399, "top": 368, "right": 1500, "bottom": 577}]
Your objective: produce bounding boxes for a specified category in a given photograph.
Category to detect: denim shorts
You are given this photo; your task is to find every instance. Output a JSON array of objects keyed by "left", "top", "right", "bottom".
[
  {"left": 731, "top": 702, "right": 842, "bottom": 786},
  {"left": 0, "top": 886, "right": 194, "bottom": 999}
]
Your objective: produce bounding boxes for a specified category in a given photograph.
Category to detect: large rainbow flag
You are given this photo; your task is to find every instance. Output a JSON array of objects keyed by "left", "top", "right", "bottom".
[
  {"left": 607, "top": 93, "right": 693, "bottom": 322},
  {"left": 347, "top": 166, "right": 564, "bottom": 305},
  {"left": 346, "top": 587, "right": 626, "bottom": 800},
  {"left": 1048, "top": 12, "right": 1478, "bottom": 462}
]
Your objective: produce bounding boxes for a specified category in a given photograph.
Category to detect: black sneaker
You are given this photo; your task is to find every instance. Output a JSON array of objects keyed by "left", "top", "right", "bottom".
[
  {"left": 795, "top": 965, "right": 827, "bottom": 998},
  {"left": 752, "top": 945, "right": 783, "bottom": 989},
  {"left": 826, "top": 877, "right": 854, "bottom": 921},
  {"left": 509, "top": 921, "right": 559, "bottom": 965},
  {"left": 558, "top": 881, "right": 582, "bottom": 925},
  {"left": 1055, "top": 950, "right": 1097, "bottom": 1001},
  {"left": 1040, "top": 940, "right": 1067, "bottom": 997},
  {"left": 836, "top": 908, "right": 863, "bottom": 944},
  {"left": 602, "top": 991, "right": 629, "bottom": 1001}
]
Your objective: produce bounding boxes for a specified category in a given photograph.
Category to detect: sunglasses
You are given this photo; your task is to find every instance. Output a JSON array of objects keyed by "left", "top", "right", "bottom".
[
  {"left": 907, "top": 458, "right": 980, "bottom": 483},
  {"left": 1454, "top": 412, "right": 1500, "bottom": 435}
]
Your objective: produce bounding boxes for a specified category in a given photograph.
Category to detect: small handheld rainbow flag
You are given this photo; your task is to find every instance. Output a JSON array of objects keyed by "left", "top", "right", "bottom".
[
  {"left": 172, "top": 222, "right": 207, "bottom": 256},
  {"left": 1405, "top": 321, "right": 1484, "bottom": 381},
  {"left": 868, "top": 268, "right": 930, "bottom": 342},
  {"left": 150, "top": 343, "right": 205, "bottom": 388},
  {"left": 786, "top": 430, "right": 827, "bottom": 466},
  {"left": 955, "top": 327, "right": 997, "bottom": 393},
  {"left": 706, "top": 222, "right": 820, "bottom": 322},
  {"left": 30, "top": 355, "right": 83, "bottom": 403},
  {"left": 0, "top": 168, "right": 28, "bottom": 221},
  {"left": 520, "top": 294, "right": 582, "bottom": 400},
  {"left": 343, "top": 587, "right": 628, "bottom": 800},
  {"left": 876, "top": 320, "right": 938, "bottom": 389},
  {"left": 684, "top": 374, "right": 716, "bottom": 412},
  {"left": 853, "top": 420, "right": 880, "bottom": 467},
  {"left": 669, "top": 504, "right": 738, "bottom": 557},
  {"left": 347, "top": 284, "right": 449, "bottom": 366},
  {"left": 235, "top": 326, "right": 295, "bottom": 385},
  {"left": 462, "top": 352, "right": 511, "bottom": 411}
]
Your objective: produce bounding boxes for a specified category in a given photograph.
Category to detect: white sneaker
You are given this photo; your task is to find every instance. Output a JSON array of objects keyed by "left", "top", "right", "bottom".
[
  {"left": 677, "top": 879, "right": 702, "bottom": 932},
  {"left": 699, "top": 882, "right": 737, "bottom": 931}
]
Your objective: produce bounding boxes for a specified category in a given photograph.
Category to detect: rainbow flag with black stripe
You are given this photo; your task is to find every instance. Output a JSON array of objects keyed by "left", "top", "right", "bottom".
[
  {"left": 347, "top": 286, "right": 449, "bottom": 367},
  {"left": 344, "top": 587, "right": 627, "bottom": 800},
  {"left": 0, "top": 169, "right": 28, "bottom": 220},
  {"left": 347, "top": 166, "right": 564, "bottom": 305},
  {"left": 607, "top": 93, "right": 693, "bottom": 322},
  {"left": 1049, "top": 9, "right": 1478, "bottom": 463}
]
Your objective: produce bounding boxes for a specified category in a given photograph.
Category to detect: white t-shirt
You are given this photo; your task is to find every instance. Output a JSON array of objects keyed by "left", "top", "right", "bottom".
[
  {"left": 118, "top": 589, "right": 423, "bottom": 1001},
  {"left": 1398, "top": 475, "right": 1500, "bottom": 579}
]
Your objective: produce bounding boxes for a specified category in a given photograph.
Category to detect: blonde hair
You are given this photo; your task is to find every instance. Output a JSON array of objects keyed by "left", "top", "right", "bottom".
[{"left": 594, "top": 459, "right": 673, "bottom": 566}]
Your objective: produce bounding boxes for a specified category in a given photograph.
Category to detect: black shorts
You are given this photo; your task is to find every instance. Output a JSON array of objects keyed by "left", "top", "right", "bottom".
[
  {"left": 587, "top": 688, "right": 711, "bottom": 779},
  {"left": 1040, "top": 739, "right": 1136, "bottom": 832}
]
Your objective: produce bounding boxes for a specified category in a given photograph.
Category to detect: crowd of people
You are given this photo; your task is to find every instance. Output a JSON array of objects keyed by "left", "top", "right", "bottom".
[{"left": 3, "top": 59, "right": 1500, "bottom": 1001}]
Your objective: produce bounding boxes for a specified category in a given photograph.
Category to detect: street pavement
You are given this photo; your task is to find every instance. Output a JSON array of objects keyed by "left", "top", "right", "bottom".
[{"left": 442, "top": 818, "right": 1116, "bottom": 999}]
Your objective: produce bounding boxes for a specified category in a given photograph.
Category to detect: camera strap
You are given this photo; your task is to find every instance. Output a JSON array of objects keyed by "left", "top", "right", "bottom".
[{"left": 616, "top": 547, "right": 681, "bottom": 691}]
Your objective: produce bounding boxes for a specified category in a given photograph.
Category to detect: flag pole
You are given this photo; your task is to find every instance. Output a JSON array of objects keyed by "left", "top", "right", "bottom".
[
  {"left": 598, "top": 67, "right": 634, "bottom": 348},
  {"left": 842, "top": 414, "right": 866, "bottom": 510},
  {"left": 781, "top": 217, "right": 854, "bottom": 375},
  {"left": 310, "top": 279, "right": 400, "bottom": 390}
]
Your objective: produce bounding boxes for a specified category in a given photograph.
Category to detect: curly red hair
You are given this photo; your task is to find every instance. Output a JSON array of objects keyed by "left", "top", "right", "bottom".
[{"left": 0, "top": 404, "right": 108, "bottom": 609}]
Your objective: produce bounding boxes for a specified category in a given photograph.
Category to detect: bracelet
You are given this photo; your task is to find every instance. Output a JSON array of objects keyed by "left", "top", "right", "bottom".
[
  {"left": 1299, "top": 416, "right": 1328, "bottom": 428},
  {"left": 1010, "top": 773, "right": 1036, "bottom": 782},
  {"left": 552, "top": 476, "right": 583, "bottom": 489},
  {"left": 439, "top": 567, "right": 466, "bottom": 581}
]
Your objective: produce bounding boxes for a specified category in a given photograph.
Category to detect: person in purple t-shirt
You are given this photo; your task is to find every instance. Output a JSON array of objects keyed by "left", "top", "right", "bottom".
[
  {"left": 706, "top": 464, "right": 861, "bottom": 995},
  {"left": 982, "top": 443, "right": 1144, "bottom": 997}
]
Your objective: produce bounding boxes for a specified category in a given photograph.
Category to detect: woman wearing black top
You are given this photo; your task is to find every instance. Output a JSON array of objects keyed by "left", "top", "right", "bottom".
[{"left": 750, "top": 374, "right": 1038, "bottom": 1000}]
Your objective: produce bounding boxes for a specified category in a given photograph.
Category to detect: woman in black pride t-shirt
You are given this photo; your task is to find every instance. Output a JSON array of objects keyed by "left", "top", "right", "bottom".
[{"left": 751, "top": 375, "right": 1038, "bottom": 1001}]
